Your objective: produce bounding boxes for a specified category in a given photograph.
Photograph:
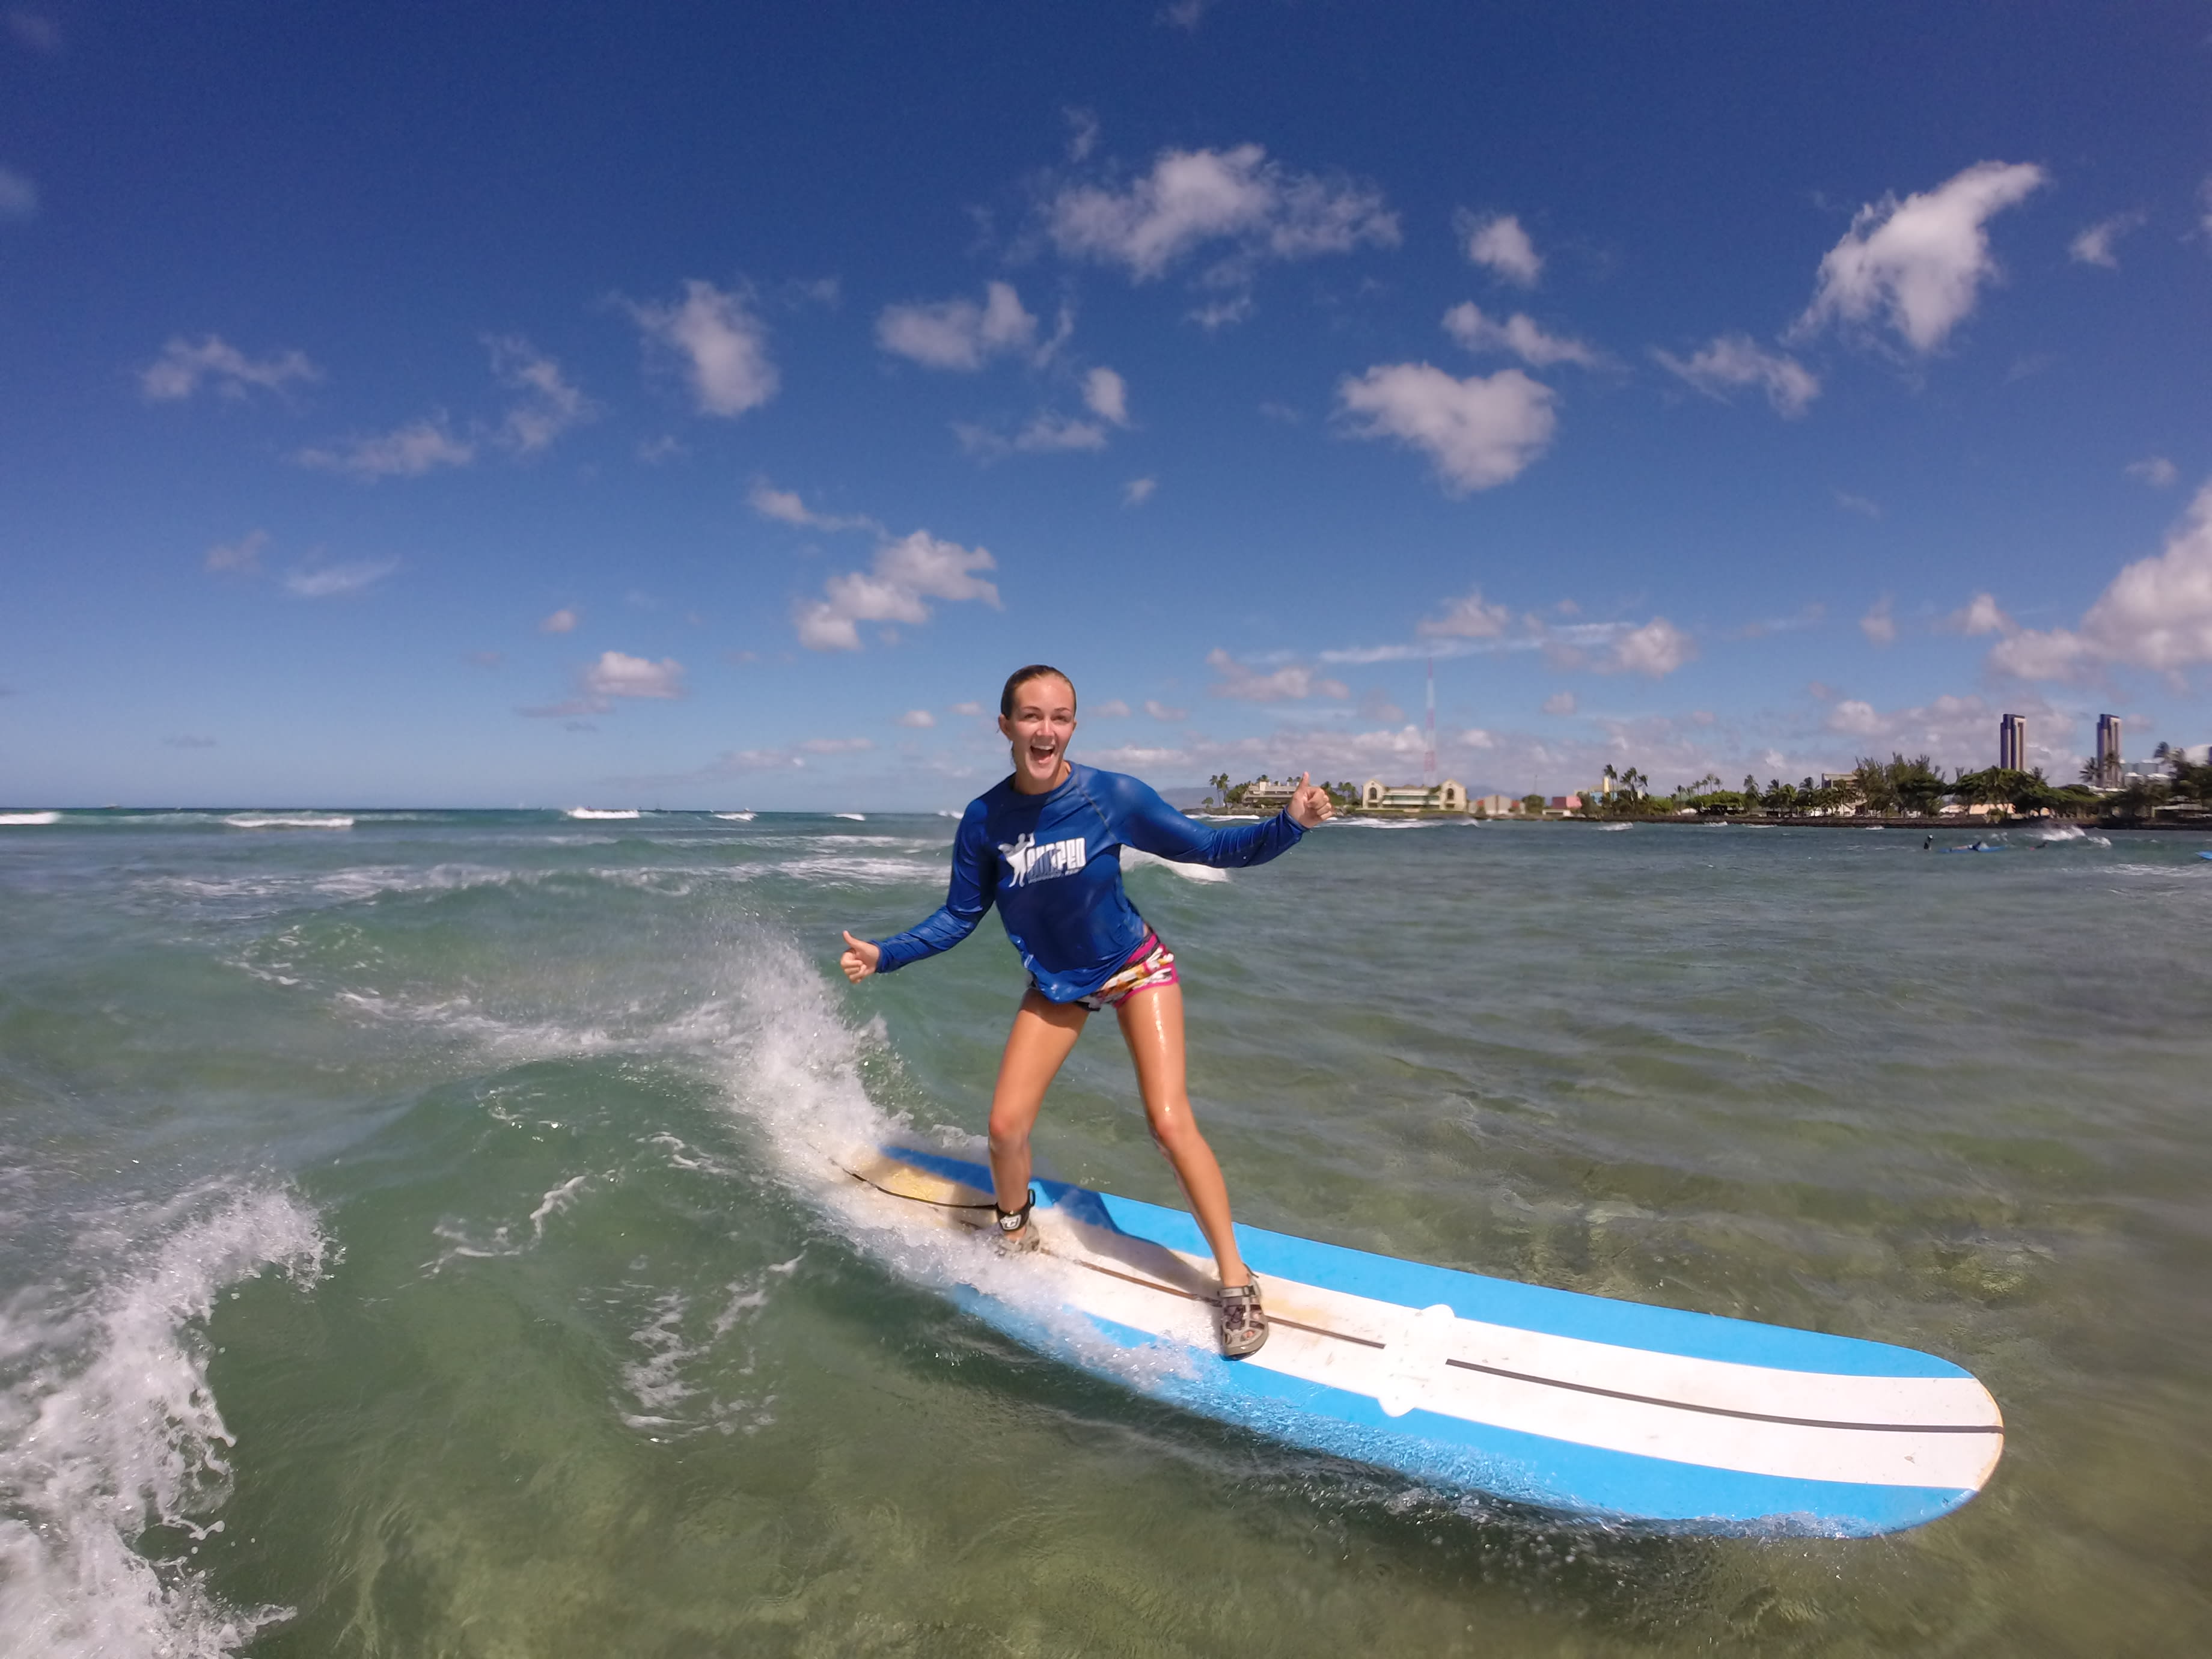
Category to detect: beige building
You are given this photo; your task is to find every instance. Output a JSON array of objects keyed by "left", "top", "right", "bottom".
[
  {"left": 1470, "top": 793, "right": 1523, "bottom": 816},
  {"left": 1238, "top": 777, "right": 1301, "bottom": 808},
  {"left": 1361, "top": 779, "right": 1467, "bottom": 811}
]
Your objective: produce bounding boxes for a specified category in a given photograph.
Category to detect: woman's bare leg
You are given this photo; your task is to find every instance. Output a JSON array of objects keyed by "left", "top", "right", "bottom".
[
  {"left": 986, "top": 988, "right": 1087, "bottom": 1214},
  {"left": 1116, "top": 982, "right": 1251, "bottom": 1289}
]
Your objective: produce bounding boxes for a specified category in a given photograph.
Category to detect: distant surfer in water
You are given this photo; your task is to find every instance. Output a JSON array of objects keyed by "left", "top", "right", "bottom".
[{"left": 839, "top": 664, "right": 1333, "bottom": 1357}]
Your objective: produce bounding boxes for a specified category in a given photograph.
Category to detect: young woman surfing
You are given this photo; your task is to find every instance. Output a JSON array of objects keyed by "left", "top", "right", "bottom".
[{"left": 839, "top": 664, "right": 1334, "bottom": 1357}]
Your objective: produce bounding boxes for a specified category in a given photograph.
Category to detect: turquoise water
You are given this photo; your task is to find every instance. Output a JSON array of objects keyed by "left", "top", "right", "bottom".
[{"left": 2, "top": 808, "right": 2208, "bottom": 1656}]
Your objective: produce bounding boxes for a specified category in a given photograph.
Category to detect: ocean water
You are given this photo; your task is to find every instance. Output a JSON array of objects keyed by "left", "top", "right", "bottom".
[{"left": 1, "top": 807, "right": 2208, "bottom": 1657}]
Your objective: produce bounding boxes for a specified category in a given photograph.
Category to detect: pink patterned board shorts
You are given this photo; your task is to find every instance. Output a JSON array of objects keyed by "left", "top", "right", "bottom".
[{"left": 1063, "top": 930, "right": 1179, "bottom": 1012}]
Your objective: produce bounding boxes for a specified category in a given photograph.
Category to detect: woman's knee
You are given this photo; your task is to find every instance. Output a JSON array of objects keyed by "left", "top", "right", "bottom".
[{"left": 1146, "top": 1108, "right": 1202, "bottom": 1158}]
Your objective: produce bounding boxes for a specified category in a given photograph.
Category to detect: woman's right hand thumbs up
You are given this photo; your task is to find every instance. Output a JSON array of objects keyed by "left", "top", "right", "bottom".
[{"left": 839, "top": 931, "right": 881, "bottom": 984}]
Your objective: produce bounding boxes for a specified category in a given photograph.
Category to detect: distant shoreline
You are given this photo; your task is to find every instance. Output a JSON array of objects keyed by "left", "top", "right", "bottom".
[{"left": 1276, "top": 811, "right": 2210, "bottom": 832}]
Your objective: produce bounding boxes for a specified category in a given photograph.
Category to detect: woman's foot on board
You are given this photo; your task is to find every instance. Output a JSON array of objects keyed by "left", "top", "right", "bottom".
[
  {"left": 1217, "top": 1279, "right": 1266, "bottom": 1357},
  {"left": 992, "top": 1191, "right": 1042, "bottom": 1253}
]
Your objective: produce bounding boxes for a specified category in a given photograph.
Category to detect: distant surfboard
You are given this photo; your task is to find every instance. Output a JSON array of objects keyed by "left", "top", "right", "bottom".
[
  {"left": 1939, "top": 845, "right": 2008, "bottom": 853},
  {"left": 845, "top": 1144, "right": 2003, "bottom": 1536}
]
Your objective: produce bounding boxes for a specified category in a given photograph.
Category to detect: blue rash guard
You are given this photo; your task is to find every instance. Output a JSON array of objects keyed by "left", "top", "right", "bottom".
[{"left": 872, "top": 764, "right": 1307, "bottom": 1002}]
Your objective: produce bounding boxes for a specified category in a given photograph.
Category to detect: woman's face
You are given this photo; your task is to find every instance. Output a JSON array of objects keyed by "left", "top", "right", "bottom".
[{"left": 998, "top": 674, "right": 1077, "bottom": 793}]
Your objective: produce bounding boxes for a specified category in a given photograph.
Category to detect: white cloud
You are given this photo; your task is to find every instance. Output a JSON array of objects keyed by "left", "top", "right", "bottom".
[
  {"left": 1045, "top": 142, "right": 1397, "bottom": 284},
  {"left": 1205, "top": 647, "right": 1348, "bottom": 703},
  {"left": 1065, "top": 106, "right": 1100, "bottom": 162},
  {"left": 1017, "top": 412, "right": 1109, "bottom": 451},
  {"left": 1090, "top": 698, "right": 1131, "bottom": 718},
  {"left": 1083, "top": 365, "right": 1131, "bottom": 426},
  {"left": 1085, "top": 743, "right": 1193, "bottom": 770},
  {"left": 1604, "top": 618, "right": 1697, "bottom": 677},
  {"left": 1160, "top": 0, "right": 1223, "bottom": 29},
  {"left": 949, "top": 700, "right": 984, "bottom": 716},
  {"left": 487, "top": 336, "right": 593, "bottom": 454},
  {"left": 1418, "top": 588, "right": 1511, "bottom": 639},
  {"left": 1803, "top": 691, "right": 2026, "bottom": 770},
  {"left": 1988, "top": 481, "right": 2212, "bottom": 680},
  {"left": 1459, "top": 212, "right": 1542, "bottom": 287},
  {"left": 1835, "top": 490, "right": 1883, "bottom": 519},
  {"left": 8, "top": 12, "right": 61, "bottom": 52},
  {"left": 1336, "top": 362, "right": 1556, "bottom": 493},
  {"left": 1826, "top": 698, "right": 1883, "bottom": 736},
  {"left": 1441, "top": 302, "right": 1599, "bottom": 368},
  {"left": 2069, "top": 212, "right": 2144, "bottom": 269},
  {"left": 1949, "top": 591, "right": 2015, "bottom": 636},
  {"left": 540, "top": 606, "right": 579, "bottom": 634},
  {"left": 204, "top": 529, "right": 268, "bottom": 574},
  {"left": 896, "top": 709, "right": 936, "bottom": 728},
  {"left": 2127, "top": 456, "right": 2178, "bottom": 487},
  {"left": 141, "top": 335, "right": 320, "bottom": 402},
  {"left": 1144, "top": 698, "right": 1187, "bottom": 721},
  {"left": 717, "top": 748, "right": 807, "bottom": 770},
  {"left": 875, "top": 281, "right": 1039, "bottom": 370},
  {"left": 1860, "top": 596, "right": 1897, "bottom": 646},
  {"left": 1795, "top": 160, "right": 2047, "bottom": 353},
  {"left": 1542, "top": 691, "right": 1577, "bottom": 716},
  {"left": 1122, "top": 476, "right": 1156, "bottom": 507},
  {"left": 1358, "top": 687, "right": 1404, "bottom": 723},
  {"left": 296, "top": 417, "right": 475, "bottom": 479},
  {"left": 1652, "top": 334, "right": 1819, "bottom": 417},
  {"left": 747, "top": 478, "right": 879, "bottom": 533},
  {"left": 284, "top": 558, "right": 397, "bottom": 599},
  {"left": 796, "top": 529, "right": 1001, "bottom": 651},
  {"left": 958, "top": 412, "right": 1111, "bottom": 457},
  {"left": 628, "top": 280, "right": 777, "bottom": 417},
  {"left": 0, "top": 163, "right": 38, "bottom": 221},
  {"left": 799, "top": 736, "right": 874, "bottom": 754},
  {"left": 584, "top": 650, "right": 685, "bottom": 700}
]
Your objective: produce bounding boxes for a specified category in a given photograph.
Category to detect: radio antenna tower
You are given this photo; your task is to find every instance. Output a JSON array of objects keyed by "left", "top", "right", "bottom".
[{"left": 1423, "top": 655, "right": 1437, "bottom": 787}]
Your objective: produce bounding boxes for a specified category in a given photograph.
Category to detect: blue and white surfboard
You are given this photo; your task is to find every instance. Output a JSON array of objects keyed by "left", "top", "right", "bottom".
[{"left": 846, "top": 1145, "right": 2003, "bottom": 1537}]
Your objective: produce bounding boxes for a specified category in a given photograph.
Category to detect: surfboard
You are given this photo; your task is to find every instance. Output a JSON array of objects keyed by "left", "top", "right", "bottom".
[
  {"left": 843, "top": 1144, "right": 2003, "bottom": 1536},
  {"left": 1939, "top": 845, "right": 2008, "bottom": 853}
]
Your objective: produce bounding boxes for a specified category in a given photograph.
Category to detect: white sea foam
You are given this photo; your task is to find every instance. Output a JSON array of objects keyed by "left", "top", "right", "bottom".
[
  {"left": 1120, "top": 847, "right": 1230, "bottom": 884},
  {"left": 713, "top": 811, "right": 756, "bottom": 822},
  {"left": 707, "top": 939, "right": 1212, "bottom": 1387},
  {"left": 768, "top": 855, "right": 946, "bottom": 887},
  {"left": 0, "top": 1187, "right": 328, "bottom": 1659},
  {"left": 616, "top": 1257, "right": 796, "bottom": 1438},
  {"left": 0, "top": 811, "right": 61, "bottom": 826},
  {"left": 833, "top": 813, "right": 867, "bottom": 822},
  {"left": 1599, "top": 822, "right": 1634, "bottom": 833},
  {"left": 221, "top": 814, "right": 354, "bottom": 831},
  {"left": 337, "top": 990, "right": 617, "bottom": 1057},
  {"left": 430, "top": 1175, "right": 593, "bottom": 1268},
  {"left": 2033, "top": 824, "right": 2112, "bottom": 846},
  {"left": 566, "top": 807, "right": 641, "bottom": 820}
]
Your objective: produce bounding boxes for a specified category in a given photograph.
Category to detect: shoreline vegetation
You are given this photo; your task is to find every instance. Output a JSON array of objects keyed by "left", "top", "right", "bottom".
[{"left": 1203, "top": 748, "right": 2212, "bottom": 831}]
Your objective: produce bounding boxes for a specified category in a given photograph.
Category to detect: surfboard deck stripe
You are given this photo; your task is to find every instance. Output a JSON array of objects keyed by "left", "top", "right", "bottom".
[{"left": 841, "top": 1144, "right": 2004, "bottom": 1534}]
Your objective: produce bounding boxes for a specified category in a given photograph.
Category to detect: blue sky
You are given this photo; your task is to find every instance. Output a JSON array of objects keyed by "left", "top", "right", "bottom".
[{"left": 4, "top": 1, "right": 2208, "bottom": 808}]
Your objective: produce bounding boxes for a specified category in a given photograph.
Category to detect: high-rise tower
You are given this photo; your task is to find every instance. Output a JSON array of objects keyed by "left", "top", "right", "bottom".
[
  {"left": 1423, "top": 656, "right": 1436, "bottom": 787},
  {"left": 2095, "top": 713, "right": 2122, "bottom": 786},
  {"left": 1999, "top": 713, "right": 2026, "bottom": 772}
]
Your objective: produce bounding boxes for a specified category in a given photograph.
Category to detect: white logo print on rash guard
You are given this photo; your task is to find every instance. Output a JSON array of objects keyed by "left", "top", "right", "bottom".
[{"left": 999, "top": 832, "right": 1087, "bottom": 887}]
